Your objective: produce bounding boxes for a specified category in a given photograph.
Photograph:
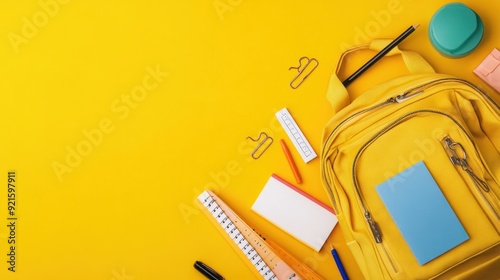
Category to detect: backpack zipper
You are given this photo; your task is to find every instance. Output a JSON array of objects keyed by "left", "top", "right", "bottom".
[
  {"left": 441, "top": 135, "right": 500, "bottom": 220},
  {"left": 321, "top": 77, "right": 500, "bottom": 276},
  {"left": 322, "top": 99, "right": 396, "bottom": 210},
  {"left": 442, "top": 136, "right": 489, "bottom": 192},
  {"left": 352, "top": 110, "right": 500, "bottom": 244},
  {"left": 322, "top": 77, "right": 500, "bottom": 213}
]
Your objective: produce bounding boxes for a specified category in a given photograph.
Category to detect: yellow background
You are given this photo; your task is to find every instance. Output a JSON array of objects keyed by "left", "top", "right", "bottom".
[{"left": 0, "top": 0, "right": 499, "bottom": 279}]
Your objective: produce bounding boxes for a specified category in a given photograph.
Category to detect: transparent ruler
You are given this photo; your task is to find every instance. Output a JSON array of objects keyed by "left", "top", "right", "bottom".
[
  {"left": 197, "top": 190, "right": 324, "bottom": 280},
  {"left": 276, "top": 108, "right": 317, "bottom": 163}
]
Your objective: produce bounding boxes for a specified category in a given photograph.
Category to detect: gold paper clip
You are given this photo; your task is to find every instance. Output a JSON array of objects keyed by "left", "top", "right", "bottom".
[
  {"left": 246, "top": 132, "right": 274, "bottom": 159},
  {"left": 289, "top": 56, "right": 319, "bottom": 89}
]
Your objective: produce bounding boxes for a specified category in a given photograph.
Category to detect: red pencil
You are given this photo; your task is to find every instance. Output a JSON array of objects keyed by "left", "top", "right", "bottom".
[{"left": 280, "top": 139, "right": 302, "bottom": 184}]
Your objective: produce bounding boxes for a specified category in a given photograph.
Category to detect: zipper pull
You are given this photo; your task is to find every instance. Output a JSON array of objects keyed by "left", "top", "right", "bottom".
[
  {"left": 394, "top": 90, "right": 424, "bottom": 103},
  {"left": 443, "top": 136, "right": 468, "bottom": 167},
  {"left": 365, "top": 211, "right": 382, "bottom": 243},
  {"left": 442, "top": 136, "right": 490, "bottom": 192}
]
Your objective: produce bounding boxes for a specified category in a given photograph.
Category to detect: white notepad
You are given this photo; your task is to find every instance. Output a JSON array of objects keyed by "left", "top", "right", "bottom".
[{"left": 251, "top": 174, "right": 338, "bottom": 251}]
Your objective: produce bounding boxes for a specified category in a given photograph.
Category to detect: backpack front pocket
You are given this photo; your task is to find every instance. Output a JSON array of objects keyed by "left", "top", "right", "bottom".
[{"left": 350, "top": 110, "right": 500, "bottom": 279}]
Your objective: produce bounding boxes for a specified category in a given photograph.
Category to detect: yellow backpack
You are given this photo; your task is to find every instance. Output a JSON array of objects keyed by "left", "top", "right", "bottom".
[{"left": 320, "top": 40, "right": 500, "bottom": 279}]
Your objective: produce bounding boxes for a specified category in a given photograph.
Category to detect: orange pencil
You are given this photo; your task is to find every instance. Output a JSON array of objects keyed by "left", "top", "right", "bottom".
[{"left": 280, "top": 139, "right": 302, "bottom": 184}]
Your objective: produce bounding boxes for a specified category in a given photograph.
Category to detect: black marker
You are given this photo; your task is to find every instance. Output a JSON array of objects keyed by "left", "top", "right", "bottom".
[
  {"left": 342, "top": 24, "right": 420, "bottom": 87},
  {"left": 194, "top": 261, "right": 225, "bottom": 280}
]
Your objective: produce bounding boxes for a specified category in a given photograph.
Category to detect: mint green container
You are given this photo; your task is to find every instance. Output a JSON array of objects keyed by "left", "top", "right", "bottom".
[{"left": 429, "top": 3, "right": 484, "bottom": 58}]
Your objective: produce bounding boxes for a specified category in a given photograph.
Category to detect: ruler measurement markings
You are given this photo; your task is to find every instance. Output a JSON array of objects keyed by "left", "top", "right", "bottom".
[
  {"left": 276, "top": 108, "right": 317, "bottom": 163},
  {"left": 198, "top": 191, "right": 323, "bottom": 279}
]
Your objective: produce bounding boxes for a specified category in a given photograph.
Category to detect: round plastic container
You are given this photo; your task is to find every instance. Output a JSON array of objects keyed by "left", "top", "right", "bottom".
[{"left": 429, "top": 3, "right": 484, "bottom": 58}]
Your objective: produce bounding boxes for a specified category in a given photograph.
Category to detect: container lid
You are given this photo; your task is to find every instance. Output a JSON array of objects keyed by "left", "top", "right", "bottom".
[{"left": 429, "top": 3, "right": 483, "bottom": 57}]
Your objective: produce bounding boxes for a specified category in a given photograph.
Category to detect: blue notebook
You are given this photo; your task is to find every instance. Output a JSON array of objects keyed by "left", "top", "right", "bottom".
[{"left": 376, "top": 161, "right": 469, "bottom": 265}]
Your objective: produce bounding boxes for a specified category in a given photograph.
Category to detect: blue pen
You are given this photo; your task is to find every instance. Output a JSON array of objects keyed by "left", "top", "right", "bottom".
[{"left": 331, "top": 246, "right": 349, "bottom": 280}]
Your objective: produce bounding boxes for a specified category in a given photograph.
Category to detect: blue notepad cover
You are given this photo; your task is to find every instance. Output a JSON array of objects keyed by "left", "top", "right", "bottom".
[{"left": 376, "top": 161, "right": 469, "bottom": 265}]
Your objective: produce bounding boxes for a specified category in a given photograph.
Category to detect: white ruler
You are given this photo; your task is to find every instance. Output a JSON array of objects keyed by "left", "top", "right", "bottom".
[{"left": 276, "top": 108, "right": 317, "bottom": 163}]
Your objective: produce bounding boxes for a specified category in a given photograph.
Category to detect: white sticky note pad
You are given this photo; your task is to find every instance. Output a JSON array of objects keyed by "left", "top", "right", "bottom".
[{"left": 252, "top": 174, "right": 338, "bottom": 251}]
